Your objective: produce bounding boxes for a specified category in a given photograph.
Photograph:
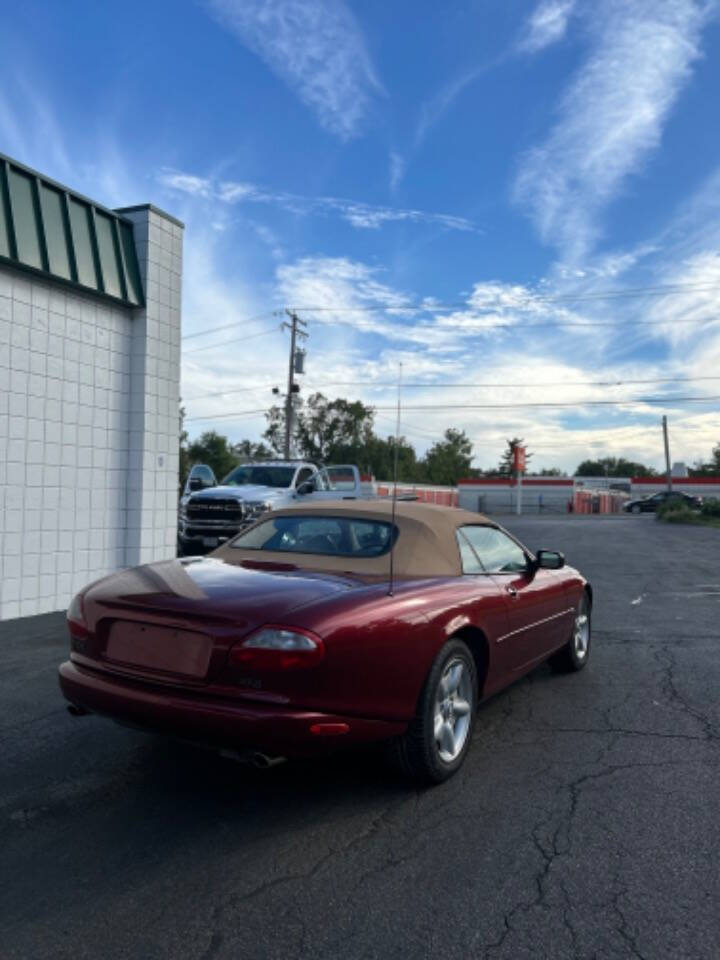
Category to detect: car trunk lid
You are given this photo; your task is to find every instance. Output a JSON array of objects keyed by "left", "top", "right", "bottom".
[{"left": 80, "top": 558, "right": 358, "bottom": 684}]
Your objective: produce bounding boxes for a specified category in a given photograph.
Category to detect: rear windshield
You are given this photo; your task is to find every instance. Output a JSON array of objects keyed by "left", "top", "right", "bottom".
[
  {"left": 231, "top": 515, "right": 396, "bottom": 557},
  {"left": 222, "top": 465, "right": 296, "bottom": 488}
]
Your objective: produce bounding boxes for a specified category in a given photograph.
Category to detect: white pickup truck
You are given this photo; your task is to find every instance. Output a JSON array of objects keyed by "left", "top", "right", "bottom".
[{"left": 178, "top": 460, "right": 368, "bottom": 554}]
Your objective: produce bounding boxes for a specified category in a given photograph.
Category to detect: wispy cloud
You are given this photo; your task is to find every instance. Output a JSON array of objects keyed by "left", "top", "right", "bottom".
[
  {"left": 270, "top": 254, "right": 720, "bottom": 468},
  {"left": 182, "top": 246, "right": 720, "bottom": 468},
  {"left": 206, "top": 0, "right": 382, "bottom": 140},
  {"left": 514, "top": 0, "right": 711, "bottom": 260},
  {"left": 553, "top": 244, "right": 657, "bottom": 281},
  {"left": 275, "top": 258, "right": 592, "bottom": 350},
  {"left": 158, "top": 168, "right": 480, "bottom": 232},
  {"left": 414, "top": 0, "right": 573, "bottom": 151},
  {"left": 389, "top": 151, "right": 405, "bottom": 191},
  {"left": 518, "top": 0, "right": 576, "bottom": 53},
  {"left": 158, "top": 172, "right": 212, "bottom": 198},
  {"left": 647, "top": 250, "right": 720, "bottom": 348},
  {"left": 276, "top": 257, "right": 415, "bottom": 324},
  {"left": 414, "top": 62, "right": 495, "bottom": 148}
]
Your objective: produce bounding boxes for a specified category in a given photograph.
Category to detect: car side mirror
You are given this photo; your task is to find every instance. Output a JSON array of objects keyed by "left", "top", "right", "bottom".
[
  {"left": 296, "top": 481, "right": 314, "bottom": 495},
  {"left": 535, "top": 549, "right": 565, "bottom": 570}
]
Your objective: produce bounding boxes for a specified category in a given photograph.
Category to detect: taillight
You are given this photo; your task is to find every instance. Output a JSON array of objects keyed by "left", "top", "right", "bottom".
[
  {"left": 67, "top": 592, "right": 89, "bottom": 642},
  {"left": 229, "top": 626, "right": 325, "bottom": 670}
]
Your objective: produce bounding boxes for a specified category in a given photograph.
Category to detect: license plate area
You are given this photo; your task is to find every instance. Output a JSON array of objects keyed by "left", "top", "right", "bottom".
[
  {"left": 203, "top": 537, "right": 218, "bottom": 547},
  {"left": 105, "top": 622, "right": 212, "bottom": 678}
]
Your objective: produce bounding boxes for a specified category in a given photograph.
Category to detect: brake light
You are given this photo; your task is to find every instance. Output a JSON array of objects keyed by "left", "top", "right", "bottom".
[
  {"left": 67, "top": 592, "right": 89, "bottom": 642},
  {"left": 229, "top": 626, "right": 325, "bottom": 670}
]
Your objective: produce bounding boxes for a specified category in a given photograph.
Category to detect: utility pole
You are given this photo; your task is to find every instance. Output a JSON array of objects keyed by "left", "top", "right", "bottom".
[
  {"left": 282, "top": 310, "right": 307, "bottom": 458},
  {"left": 662, "top": 415, "right": 672, "bottom": 492}
]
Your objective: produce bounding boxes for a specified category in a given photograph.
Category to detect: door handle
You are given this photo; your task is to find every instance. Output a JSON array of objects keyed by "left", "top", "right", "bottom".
[{"left": 506, "top": 585, "right": 518, "bottom": 597}]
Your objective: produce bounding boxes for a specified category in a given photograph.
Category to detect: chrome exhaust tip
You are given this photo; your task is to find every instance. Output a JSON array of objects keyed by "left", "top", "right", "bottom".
[
  {"left": 67, "top": 704, "right": 90, "bottom": 717},
  {"left": 218, "top": 748, "right": 287, "bottom": 768},
  {"left": 251, "top": 752, "right": 287, "bottom": 769}
]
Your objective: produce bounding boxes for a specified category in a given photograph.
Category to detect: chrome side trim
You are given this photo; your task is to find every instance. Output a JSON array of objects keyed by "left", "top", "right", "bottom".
[{"left": 496, "top": 607, "right": 575, "bottom": 644}]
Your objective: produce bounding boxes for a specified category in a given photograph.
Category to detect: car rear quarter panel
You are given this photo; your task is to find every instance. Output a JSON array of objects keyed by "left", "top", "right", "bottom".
[{"left": 284, "top": 577, "right": 510, "bottom": 722}]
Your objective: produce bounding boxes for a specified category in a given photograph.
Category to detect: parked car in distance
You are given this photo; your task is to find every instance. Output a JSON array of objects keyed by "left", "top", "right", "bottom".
[
  {"left": 623, "top": 490, "right": 703, "bottom": 513},
  {"left": 60, "top": 501, "right": 592, "bottom": 784},
  {"left": 178, "top": 460, "right": 367, "bottom": 554}
]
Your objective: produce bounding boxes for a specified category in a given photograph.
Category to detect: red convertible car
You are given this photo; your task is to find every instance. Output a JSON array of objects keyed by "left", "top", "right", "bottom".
[{"left": 59, "top": 501, "right": 592, "bottom": 783}]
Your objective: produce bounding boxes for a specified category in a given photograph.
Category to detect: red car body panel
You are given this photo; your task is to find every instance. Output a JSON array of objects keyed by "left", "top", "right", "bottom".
[
  {"left": 59, "top": 542, "right": 588, "bottom": 756},
  {"left": 58, "top": 661, "right": 406, "bottom": 756}
]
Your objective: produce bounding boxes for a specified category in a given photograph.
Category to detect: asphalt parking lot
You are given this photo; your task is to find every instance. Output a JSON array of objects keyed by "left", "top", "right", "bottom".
[{"left": 1, "top": 514, "right": 718, "bottom": 960}]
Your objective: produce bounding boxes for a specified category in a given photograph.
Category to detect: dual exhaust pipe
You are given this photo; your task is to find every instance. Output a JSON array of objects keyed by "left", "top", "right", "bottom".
[
  {"left": 67, "top": 704, "right": 91, "bottom": 717},
  {"left": 67, "top": 706, "right": 286, "bottom": 769},
  {"left": 220, "top": 747, "right": 287, "bottom": 769}
]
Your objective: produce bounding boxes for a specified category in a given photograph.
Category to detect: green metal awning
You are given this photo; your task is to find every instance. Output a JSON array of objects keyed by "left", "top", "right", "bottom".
[{"left": 0, "top": 152, "right": 144, "bottom": 307}]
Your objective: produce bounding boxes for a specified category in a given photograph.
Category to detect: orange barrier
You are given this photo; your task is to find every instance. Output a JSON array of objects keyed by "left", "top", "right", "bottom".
[
  {"left": 375, "top": 484, "right": 459, "bottom": 507},
  {"left": 573, "top": 490, "right": 628, "bottom": 514}
]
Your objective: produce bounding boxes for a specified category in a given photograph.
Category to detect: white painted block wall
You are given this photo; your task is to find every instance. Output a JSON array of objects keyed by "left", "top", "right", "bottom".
[{"left": 0, "top": 205, "right": 182, "bottom": 620}]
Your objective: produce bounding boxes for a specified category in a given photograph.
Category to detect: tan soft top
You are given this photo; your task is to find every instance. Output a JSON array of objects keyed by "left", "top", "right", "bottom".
[{"left": 213, "top": 499, "right": 493, "bottom": 578}]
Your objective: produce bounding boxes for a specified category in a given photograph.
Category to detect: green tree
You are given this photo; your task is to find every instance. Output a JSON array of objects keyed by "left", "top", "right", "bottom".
[
  {"left": 297, "top": 393, "right": 376, "bottom": 462},
  {"left": 421, "top": 429, "right": 474, "bottom": 485},
  {"left": 233, "top": 439, "right": 274, "bottom": 461},
  {"left": 498, "top": 437, "right": 533, "bottom": 475},
  {"left": 689, "top": 441, "right": 720, "bottom": 476},
  {"left": 362, "top": 434, "right": 419, "bottom": 481},
  {"left": 263, "top": 401, "right": 293, "bottom": 456},
  {"left": 265, "top": 392, "right": 377, "bottom": 463},
  {"left": 186, "top": 431, "right": 239, "bottom": 482},
  {"left": 575, "top": 457, "right": 658, "bottom": 477}
]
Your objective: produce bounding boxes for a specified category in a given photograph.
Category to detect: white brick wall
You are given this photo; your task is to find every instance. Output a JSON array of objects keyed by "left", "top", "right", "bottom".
[{"left": 0, "top": 206, "right": 183, "bottom": 620}]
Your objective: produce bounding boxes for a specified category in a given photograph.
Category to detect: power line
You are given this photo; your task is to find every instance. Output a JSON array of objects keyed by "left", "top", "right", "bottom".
[
  {"left": 181, "top": 383, "right": 275, "bottom": 401},
  {"left": 374, "top": 413, "right": 440, "bottom": 442},
  {"left": 368, "top": 414, "right": 682, "bottom": 449},
  {"left": 372, "top": 396, "right": 720, "bottom": 411},
  {"left": 184, "top": 394, "right": 720, "bottom": 421},
  {"left": 183, "top": 325, "right": 281, "bottom": 355},
  {"left": 185, "top": 407, "right": 268, "bottom": 423},
  {"left": 182, "top": 374, "right": 720, "bottom": 403},
  {"left": 181, "top": 310, "right": 281, "bottom": 341},
  {"left": 289, "top": 280, "right": 720, "bottom": 312},
  {"left": 306, "top": 312, "right": 718, "bottom": 331},
  {"left": 306, "top": 375, "right": 720, "bottom": 390},
  {"left": 176, "top": 281, "right": 720, "bottom": 345}
]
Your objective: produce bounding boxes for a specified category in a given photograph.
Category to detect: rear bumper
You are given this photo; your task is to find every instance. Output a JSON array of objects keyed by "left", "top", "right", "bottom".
[{"left": 58, "top": 661, "right": 405, "bottom": 756}]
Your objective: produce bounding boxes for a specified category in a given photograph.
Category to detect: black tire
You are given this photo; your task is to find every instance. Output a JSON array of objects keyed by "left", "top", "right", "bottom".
[
  {"left": 386, "top": 638, "right": 477, "bottom": 785},
  {"left": 549, "top": 592, "right": 591, "bottom": 673}
]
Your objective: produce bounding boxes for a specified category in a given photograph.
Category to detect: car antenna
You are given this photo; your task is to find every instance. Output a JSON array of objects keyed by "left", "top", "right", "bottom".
[{"left": 388, "top": 363, "right": 403, "bottom": 597}]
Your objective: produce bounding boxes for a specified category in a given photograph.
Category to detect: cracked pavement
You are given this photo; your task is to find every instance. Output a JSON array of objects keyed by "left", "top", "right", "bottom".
[{"left": 1, "top": 514, "right": 718, "bottom": 959}]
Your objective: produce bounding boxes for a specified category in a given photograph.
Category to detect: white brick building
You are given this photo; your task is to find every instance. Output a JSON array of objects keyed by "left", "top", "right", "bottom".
[{"left": 0, "top": 154, "right": 183, "bottom": 620}]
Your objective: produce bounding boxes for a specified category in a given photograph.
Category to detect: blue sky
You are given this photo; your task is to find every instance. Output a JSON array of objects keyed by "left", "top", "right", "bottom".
[{"left": 3, "top": 0, "right": 720, "bottom": 472}]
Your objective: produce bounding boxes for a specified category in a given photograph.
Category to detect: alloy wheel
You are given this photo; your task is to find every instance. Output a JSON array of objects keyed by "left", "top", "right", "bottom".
[
  {"left": 574, "top": 604, "right": 590, "bottom": 659},
  {"left": 434, "top": 658, "right": 473, "bottom": 762}
]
